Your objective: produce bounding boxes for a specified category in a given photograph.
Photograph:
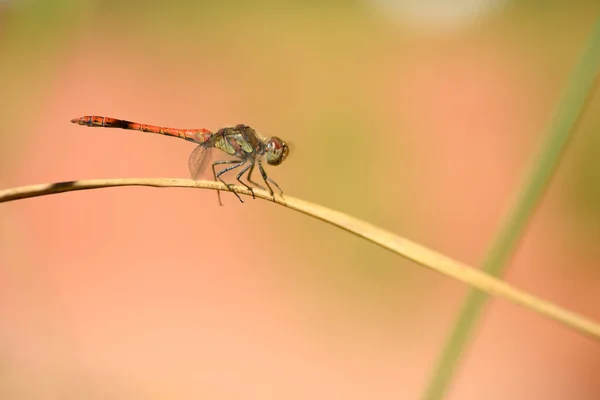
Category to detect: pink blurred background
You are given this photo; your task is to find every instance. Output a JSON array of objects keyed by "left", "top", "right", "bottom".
[{"left": 1, "top": 1, "right": 600, "bottom": 398}]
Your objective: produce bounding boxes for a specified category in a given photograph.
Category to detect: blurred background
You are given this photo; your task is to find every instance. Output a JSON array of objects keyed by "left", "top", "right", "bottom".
[{"left": 1, "top": 0, "right": 600, "bottom": 398}]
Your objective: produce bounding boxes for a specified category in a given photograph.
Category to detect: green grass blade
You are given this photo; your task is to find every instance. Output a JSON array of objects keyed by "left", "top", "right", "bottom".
[{"left": 422, "top": 14, "right": 600, "bottom": 400}]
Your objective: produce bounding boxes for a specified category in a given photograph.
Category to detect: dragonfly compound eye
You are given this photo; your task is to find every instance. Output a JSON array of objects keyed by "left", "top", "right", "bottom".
[{"left": 265, "top": 137, "right": 289, "bottom": 166}]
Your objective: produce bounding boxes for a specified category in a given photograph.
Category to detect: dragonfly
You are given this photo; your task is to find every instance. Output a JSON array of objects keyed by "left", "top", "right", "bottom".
[{"left": 71, "top": 115, "right": 289, "bottom": 205}]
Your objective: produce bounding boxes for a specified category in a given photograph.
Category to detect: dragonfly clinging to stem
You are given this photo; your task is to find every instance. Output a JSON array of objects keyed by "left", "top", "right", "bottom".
[{"left": 71, "top": 116, "right": 289, "bottom": 205}]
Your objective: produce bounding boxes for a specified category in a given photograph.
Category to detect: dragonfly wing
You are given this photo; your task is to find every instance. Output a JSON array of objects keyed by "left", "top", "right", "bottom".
[
  {"left": 188, "top": 145, "right": 215, "bottom": 180},
  {"left": 189, "top": 144, "right": 241, "bottom": 180}
]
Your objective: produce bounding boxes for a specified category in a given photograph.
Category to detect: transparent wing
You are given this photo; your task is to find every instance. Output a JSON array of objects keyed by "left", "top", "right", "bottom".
[
  {"left": 188, "top": 144, "right": 242, "bottom": 181},
  {"left": 188, "top": 145, "right": 216, "bottom": 180}
]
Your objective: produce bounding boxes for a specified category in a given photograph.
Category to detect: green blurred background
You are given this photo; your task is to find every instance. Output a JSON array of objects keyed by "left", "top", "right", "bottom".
[{"left": 1, "top": 1, "right": 599, "bottom": 398}]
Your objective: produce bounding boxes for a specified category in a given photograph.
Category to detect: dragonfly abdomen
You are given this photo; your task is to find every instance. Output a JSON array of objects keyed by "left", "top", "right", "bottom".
[{"left": 71, "top": 115, "right": 212, "bottom": 143}]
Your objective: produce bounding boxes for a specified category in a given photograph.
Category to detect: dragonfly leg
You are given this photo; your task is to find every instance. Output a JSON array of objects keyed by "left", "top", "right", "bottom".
[
  {"left": 213, "top": 160, "right": 246, "bottom": 204},
  {"left": 257, "top": 159, "right": 283, "bottom": 199},
  {"left": 235, "top": 162, "right": 255, "bottom": 199},
  {"left": 268, "top": 178, "right": 283, "bottom": 195},
  {"left": 246, "top": 162, "right": 267, "bottom": 191}
]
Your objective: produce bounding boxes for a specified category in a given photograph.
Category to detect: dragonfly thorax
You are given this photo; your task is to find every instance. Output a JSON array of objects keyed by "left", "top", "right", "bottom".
[{"left": 212, "top": 124, "right": 261, "bottom": 158}]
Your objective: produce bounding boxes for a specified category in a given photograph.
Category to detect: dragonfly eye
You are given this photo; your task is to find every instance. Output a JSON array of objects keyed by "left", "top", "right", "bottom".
[{"left": 265, "top": 137, "right": 289, "bottom": 166}]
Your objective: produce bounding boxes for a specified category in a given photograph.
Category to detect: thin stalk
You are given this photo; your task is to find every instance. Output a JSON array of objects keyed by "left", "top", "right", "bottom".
[
  {"left": 1, "top": 178, "right": 600, "bottom": 340},
  {"left": 422, "top": 14, "right": 600, "bottom": 400}
]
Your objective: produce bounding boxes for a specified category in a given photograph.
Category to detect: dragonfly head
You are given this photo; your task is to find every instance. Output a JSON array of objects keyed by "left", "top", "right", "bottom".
[{"left": 265, "top": 137, "right": 289, "bottom": 166}]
